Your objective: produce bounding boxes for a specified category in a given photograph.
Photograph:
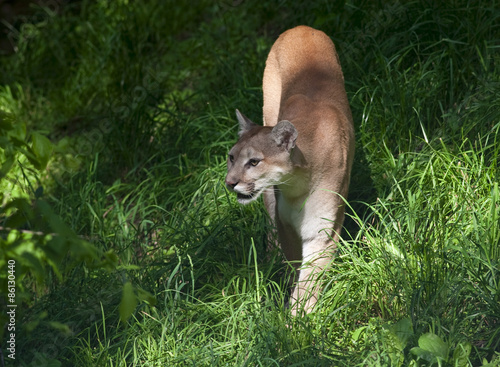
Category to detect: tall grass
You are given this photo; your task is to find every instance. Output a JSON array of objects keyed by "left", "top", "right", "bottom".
[{"left": 1, "top": 0, "right": 499, "bottom": 366}]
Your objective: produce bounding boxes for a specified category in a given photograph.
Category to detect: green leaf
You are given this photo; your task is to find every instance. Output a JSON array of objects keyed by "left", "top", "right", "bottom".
[
  {"left": 0, "top": 111, "right": 14, "bottom": 131},
  {"left": 119, "top": 281, "right": 138, "bottom": 323},
  {"left": 452, "top": 342, "right": 471, "bottom": 367},
  {"left": 382, "top": 319, "right": 413, "bottom": 367},
  {"left": 100, "top": 250, "right": 119, "bottom": 270},
  {"left": 136, "top": 287, "right": 157, "bottom": 307},
  {"left": 48, "top": 321, "right": 72, "bottom": 336},
  {"left": 18, "top": 251, "right": 46, "bottom": 283},
  {"left": 8, "top": 122, "right": 27, "bottom": 142},
  {"left": 4, "top": 198, "right": 33, "bottom": 228},
  {"left": 68, "top": 238, "right": 99, "bottom": 262},
  {"left": 387, "top": 318, "right": 413, "bottom": 351},
  {"left": 0, "top": 155, "right": 14, "bottom": 179},
  {"left": 352, "top": 326, "right": 367, "bottom": 343},
  {"left": 31, "top": 132, "right": 53, "bottom": 170},
  {"left": 418, "top": 333, "right": 449, "bottom": 362},
  {"left": 35, "top": 200, "right": 74, "bottom": 237},
  {"left": 480, "top": 356, "right": 500, "bottom": 366},
  {"left": 411, "top": 347, "right": 437, "bottom": 363}
]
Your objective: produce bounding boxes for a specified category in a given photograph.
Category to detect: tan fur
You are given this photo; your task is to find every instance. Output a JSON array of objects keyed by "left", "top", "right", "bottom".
[{"left": 226, "top": 26, "right": 355, "bottom": 315}]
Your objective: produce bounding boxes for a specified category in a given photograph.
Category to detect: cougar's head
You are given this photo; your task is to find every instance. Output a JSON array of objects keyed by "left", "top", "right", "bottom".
[{"left": 225, "top": 110, "right": 298, "bottom": 204}]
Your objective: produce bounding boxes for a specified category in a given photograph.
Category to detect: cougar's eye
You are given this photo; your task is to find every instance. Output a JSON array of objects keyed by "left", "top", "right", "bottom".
[
  {"left": 249, "top": 159, "right": 260, "bottom": 166},
  {"left": 228, "top": 154, "right": 234, "bottom": 163}
]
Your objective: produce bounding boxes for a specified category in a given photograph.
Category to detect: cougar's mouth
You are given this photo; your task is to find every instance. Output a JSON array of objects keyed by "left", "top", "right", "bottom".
[
  {"left": 236, "top": 187, "right": 263, "bottom": 204},
  {"left": 237, "top": 192, "right": 255, "bottom": 201}
]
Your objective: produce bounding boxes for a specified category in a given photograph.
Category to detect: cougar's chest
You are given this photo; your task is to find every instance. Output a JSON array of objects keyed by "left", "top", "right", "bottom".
[
  {"left": 275, "top": 188, "right": 328, "bottom": 245},
  {"left": 276, "top": 192, "right": 304, "bottom": 236}
]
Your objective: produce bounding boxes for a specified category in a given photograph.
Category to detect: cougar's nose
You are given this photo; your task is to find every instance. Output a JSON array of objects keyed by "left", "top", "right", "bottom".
[{"left": 225, "top": 178, "right": 238, "bottom": 190}]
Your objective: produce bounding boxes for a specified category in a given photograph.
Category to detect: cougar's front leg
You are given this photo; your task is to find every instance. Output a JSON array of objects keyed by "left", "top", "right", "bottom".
[
  {"left": 289, "top": 236, "right": 333, "bottom": 316},
  {"left": 289, "top": 192, "right": 345, "bottom": 316}
]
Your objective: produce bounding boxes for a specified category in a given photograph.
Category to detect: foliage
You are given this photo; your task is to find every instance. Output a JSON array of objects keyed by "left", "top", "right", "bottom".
[
  {"left": 0, "top": 100, "right": 117, "bottom": 341},
  {"left": 0, "top": 0, "right": 499, "bottom": 366}
]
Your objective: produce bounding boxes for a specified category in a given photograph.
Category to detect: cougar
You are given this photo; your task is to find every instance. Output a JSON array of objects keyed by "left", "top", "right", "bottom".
[{"left": 225, "top": 25, "right": 355, "bottom": 315}]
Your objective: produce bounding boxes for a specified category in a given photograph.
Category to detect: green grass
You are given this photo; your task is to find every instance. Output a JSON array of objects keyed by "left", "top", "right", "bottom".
[{"left": 1, "top": 0, "right": 499, "bottom": 366}]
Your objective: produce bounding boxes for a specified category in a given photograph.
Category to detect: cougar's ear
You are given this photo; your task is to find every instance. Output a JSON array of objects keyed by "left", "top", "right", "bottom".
[
  {"left": 236, "top": 109, "right": 258, "bottom": 137},
  {"left": 271, "top": 120, "right": 298, "bottom": 152}
]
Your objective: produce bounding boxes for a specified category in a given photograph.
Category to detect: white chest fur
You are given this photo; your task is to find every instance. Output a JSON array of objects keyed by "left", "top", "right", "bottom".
[{"left": 277, "top": 190, "right": 329, "bottom": 243}]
